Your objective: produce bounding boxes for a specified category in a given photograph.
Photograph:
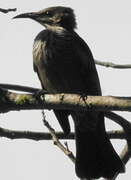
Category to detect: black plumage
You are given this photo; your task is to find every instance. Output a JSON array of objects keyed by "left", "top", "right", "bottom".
[{"left": 13, "top": 6, "right": 125, "bottom": 178}]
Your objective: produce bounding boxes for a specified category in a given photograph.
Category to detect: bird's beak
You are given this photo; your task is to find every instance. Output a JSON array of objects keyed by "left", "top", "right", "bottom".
[
  {"left": 13, "top": 11, "right": 52, "bottom": 26},
  {"left": 13, "top": 12, "right": 37, "bottom": 19}
]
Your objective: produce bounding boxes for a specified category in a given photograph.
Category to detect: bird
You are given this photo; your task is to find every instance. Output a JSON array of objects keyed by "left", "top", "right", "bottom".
[{"left": 13, "top": 6, "right": 125, "bottom": 179}]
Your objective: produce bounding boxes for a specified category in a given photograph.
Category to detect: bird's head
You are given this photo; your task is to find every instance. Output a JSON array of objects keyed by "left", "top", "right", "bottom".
[{"left": 13, "top": 6, "right": 76, "bottom": 31}]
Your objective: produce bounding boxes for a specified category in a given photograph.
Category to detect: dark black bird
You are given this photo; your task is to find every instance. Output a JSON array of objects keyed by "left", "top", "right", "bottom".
[{"left": 13, "top": 6, "right": 125, "bottom": 179}]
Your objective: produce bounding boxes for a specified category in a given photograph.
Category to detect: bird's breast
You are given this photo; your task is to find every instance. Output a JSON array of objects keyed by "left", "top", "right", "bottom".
[
  {"left": 33, "top": 40, "right": 46, "bottom": 66},
  {"left": 33, "top": 31, "right": 96, "bottom": 94}
]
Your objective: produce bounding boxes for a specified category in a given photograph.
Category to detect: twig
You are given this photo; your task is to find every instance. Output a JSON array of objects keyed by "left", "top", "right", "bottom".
[
  {"left": 0, "top": 126, "right": 75, "bottom": 140},
  {"left": 0, "top": 83, "right": 40, "bottom": 93},
  {"left": 0, "top": 8, "right": 16, "bottom": 13},
  {"left": 42, "top": 112, "right": 91, "bottom": 180},
  {"left": 0, "top": 124, "right": 126, "bottom": 141},
  {"left": 95, "top": 59, "right": 131, "bottom": 69},
  {"left": 42, "top": 111, "right": 75, "bottom": 163}
]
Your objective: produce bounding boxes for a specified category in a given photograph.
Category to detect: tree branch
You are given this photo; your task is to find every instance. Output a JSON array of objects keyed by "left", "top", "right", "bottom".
[
  {"left": 1, "top": 88, "right": 131, "bottom": 113},
  {"left": 0, "top": 83, "right": 40, "bottom": 93},
  {"left": 0, "top": 110, "right": 128, "bottom": 142},
  {"left": 0, "top": 126, "right": 74, "bottom": 140},
  {"left": 0, "top": 125, "right": 125, "bottom": 141},
  {"left": 95, "top": 59, "right": 131, "bottom": 69},
  {"left": 0, "top": 85, "right": 131, "bottom": 179},
  {"left": 0, "top": 8, "right": 16, "bottom": 13},
  {"left": 42, "top": 111, "right": 75, "bottom": 163}
]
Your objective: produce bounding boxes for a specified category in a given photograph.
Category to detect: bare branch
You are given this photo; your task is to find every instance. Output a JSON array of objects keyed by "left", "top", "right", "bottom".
[
  {"left": 43, "top": 111, "right": 93, "bottom": 180},
  {"left": 95, "top": 59, "right": 131, "bottom": 69},
  {"left": 0, "top": 86, "right": 131, "bottom": 179},
  {"left": 0, "top": 88, "right": 131, "bottom": 112},
  {"left": 105, "top": 112, "right": 131, "bottom": 131},
  {"left": 0, "top": 125, "right": 126, "bottom": 141},
  {"left": 108, "top": 130, "right": 125, "bottom": 139},
  {"left": 0, "top": 126, "right": 75, "bottom": 140},
  {"left": 1, "top": 88, "right": 131, "bottom": 113},
  {"left": 42, "top": 111, "right": 75, "bottom": 163},
  {"left": 0, "top": 8, "right": 16, "bottom": 13},
  {"left": 0, "top": 83, "right": 40, "bottom": 93}
]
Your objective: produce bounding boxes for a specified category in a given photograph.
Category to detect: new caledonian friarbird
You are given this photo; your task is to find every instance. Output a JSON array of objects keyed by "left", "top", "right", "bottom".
[{"left": 13, "top": 6, "right": 124, "bottom": 179}]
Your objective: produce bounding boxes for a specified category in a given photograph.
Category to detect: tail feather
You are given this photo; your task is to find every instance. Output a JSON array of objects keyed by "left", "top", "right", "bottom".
[
  {"left": 54, "top": 110, "right": 70, "bottom": 135},
  {"left": 72, "top": 112, "right": 125, "bottom": 179}
]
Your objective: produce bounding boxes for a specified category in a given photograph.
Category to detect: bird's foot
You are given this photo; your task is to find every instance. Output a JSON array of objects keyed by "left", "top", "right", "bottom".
[{"left": 79, "top": 93, "right": 88, "bottom": 104}]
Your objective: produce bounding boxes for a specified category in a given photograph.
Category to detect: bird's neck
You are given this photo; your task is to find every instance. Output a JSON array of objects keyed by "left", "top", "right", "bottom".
[
  {"left": 44, "top": 24, "right": 64, "bottom": 33},
  {"left": 44, "top": 24, "right": 74, "bottom": 35}
]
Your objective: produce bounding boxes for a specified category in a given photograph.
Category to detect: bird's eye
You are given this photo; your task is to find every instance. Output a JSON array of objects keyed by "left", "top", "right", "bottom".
[
  {"left": 44, "top": 11, "right": 52, "bottom": 16},
  {"left": 45, "top": 11, "right": 49, "bottom": 15}
]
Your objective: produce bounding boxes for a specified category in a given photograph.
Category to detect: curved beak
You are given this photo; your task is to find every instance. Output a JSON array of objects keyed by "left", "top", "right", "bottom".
[
  {"left": 13, "top": 11, "right": 52, "bottom": 26},
  {"left": 13, "top": 12, "right": 36, "bottom": 19}
]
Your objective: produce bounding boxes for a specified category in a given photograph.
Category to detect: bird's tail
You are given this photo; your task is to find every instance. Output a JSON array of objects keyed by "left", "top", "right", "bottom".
[{"left": 72, "top": 112, "right": 125, "bottom": 179}]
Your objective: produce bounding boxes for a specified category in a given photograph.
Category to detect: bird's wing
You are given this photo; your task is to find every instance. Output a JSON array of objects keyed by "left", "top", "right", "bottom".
[
  {"left": 33, "top": 62, "right": 71, "bottom": 135},
  {"left": 33, "top": 62, "right": 45, "bottom": 90},
  {"left": 33, "top": 31, "right": 70, "bottom": 135},
  {"left": 72, "top": 32, "right": 102, "bottom": 95}
]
